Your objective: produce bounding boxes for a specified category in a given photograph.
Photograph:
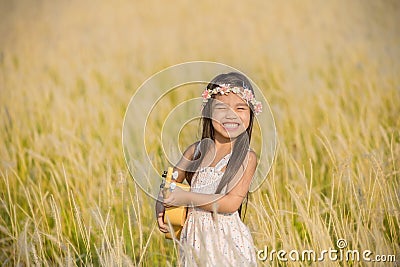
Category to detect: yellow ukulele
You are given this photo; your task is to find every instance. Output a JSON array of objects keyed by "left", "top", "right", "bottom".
[{"left": 162, "top": 167, "right": 190, "bottom": 239}]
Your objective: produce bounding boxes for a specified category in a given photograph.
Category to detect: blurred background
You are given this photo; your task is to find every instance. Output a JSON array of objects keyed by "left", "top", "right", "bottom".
[{"left": 1, "top": 0, "right": 399, "bottom": 265}]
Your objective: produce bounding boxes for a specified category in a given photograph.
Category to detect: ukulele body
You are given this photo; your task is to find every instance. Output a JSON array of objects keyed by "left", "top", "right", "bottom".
[{"left": 162, "top": 167, "right": 190, "bottom": 239}]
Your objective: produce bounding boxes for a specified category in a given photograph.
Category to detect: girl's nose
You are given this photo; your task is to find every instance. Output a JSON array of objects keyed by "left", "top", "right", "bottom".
[{"left": 225, "top": 108, "right": 238, "bottom": 119}]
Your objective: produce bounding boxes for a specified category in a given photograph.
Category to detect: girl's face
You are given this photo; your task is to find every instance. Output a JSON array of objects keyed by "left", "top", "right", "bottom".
[{"left": 211, "top": 92, "right": 251, "bottom": 140}]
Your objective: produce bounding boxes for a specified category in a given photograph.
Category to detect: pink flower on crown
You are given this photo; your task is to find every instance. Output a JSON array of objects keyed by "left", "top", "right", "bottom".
[
  {"left": 242, "top": 89, "right": 254, "bottom": 102},
  {"left": 202, "top": 89, "right": 211, "bottom": 101},
  {"left": 254, "top": 101, "right": 263, "bottom": 115}
]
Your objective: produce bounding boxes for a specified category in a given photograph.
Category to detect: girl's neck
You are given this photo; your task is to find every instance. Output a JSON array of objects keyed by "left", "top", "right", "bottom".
[{"left": 214, "top": 134, "right": 235, "bottom": 153}]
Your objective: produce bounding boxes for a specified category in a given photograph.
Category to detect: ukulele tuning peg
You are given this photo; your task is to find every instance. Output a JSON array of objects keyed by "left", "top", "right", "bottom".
[{"left": 172, "top": 171, "right": 178, "bottom": 180}]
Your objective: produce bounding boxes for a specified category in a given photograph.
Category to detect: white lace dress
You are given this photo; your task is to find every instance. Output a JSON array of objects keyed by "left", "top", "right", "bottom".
[{"left": 179, "top": 154, "right": 257, "bottom": 267}]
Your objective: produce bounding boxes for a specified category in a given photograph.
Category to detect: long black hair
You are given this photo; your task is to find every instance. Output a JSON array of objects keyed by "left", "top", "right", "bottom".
[{"left": 185, "top": 72, "right": 256, "bottom": 219}]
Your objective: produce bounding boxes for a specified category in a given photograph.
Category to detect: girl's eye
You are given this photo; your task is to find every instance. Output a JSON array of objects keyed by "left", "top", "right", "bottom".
[{"left": 214, "top": 105, "right": 227, "bottom": 110}]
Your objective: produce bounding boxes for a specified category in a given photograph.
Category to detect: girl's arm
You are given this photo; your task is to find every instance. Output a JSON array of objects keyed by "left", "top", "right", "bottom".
[{"left": 164, "top": 151, "right": 257, "bottom": 214}]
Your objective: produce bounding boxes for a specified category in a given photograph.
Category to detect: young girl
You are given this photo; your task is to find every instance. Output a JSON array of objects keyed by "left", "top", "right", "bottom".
[{"left": 156, "top": 72, "right": 262, "bottom": 266}]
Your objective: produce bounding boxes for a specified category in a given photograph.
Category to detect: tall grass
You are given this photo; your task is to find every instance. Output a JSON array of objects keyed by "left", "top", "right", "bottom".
[{"left": 1, "top": 0, "right": 399, "bottom": 265}]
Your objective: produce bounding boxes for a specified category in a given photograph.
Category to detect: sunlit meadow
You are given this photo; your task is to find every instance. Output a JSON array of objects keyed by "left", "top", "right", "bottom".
[{"left": 1, "top": 0, "right": 399, "bottom": 266}]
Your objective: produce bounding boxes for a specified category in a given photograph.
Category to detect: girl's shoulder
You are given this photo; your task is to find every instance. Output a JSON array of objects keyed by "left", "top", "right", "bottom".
[
  {"left": 244, "top": 148, "right": 258, "bottom": 168},
  {"left": 248, "top": 149, "right": 257, "bottom": 162},
  {"left": 248, "top": 147, "right": 257, "bottom": 157},
  {"left": 237, "top": 149, "right": 257, "bottom": 173},
  {"left": 182, "top": 141, "right": 201, "bottom": 160}
]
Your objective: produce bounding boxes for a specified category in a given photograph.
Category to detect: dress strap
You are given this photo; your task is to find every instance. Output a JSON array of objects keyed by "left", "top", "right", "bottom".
[
  {"left": 193, "top": 141, "right": 201, "bottom": 159},
  {"left": 215, "top": 153, "right": 232, "bottom": 172}
]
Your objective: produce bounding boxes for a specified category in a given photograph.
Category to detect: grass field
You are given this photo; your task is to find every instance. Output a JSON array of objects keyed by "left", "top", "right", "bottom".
[{"left": 1, "top": 0, "right": 399, "bottom": 266}]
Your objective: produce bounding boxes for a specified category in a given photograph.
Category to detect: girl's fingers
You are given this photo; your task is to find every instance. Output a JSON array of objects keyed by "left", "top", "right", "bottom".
[
  {"left": 163, "top": 197, "right": 173, "bottom": 207},
  {"left": 157, "top": 214, "right": 168, "bottom": 233}
]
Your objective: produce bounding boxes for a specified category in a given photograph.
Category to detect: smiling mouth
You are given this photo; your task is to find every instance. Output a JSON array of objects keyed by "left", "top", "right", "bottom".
[{"left": 222, "top": 122, "right": 240, "bottom": 130}]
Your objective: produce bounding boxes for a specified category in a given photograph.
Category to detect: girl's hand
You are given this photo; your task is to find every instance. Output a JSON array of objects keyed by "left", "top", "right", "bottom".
[
  {"left": 155, "top": 196, "right": 169, "bottom": 233},
  {"left": 163, "top": 186, "right": 189, "bottom": 207}
]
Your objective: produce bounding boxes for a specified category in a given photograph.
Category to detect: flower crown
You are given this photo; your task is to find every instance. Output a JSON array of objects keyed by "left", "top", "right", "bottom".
[{"left": 201, "top": 83, "right": 263, "bottom": 115}]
